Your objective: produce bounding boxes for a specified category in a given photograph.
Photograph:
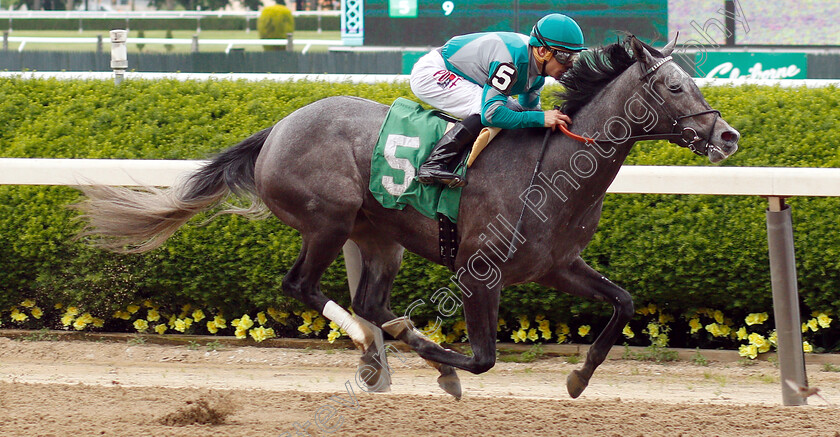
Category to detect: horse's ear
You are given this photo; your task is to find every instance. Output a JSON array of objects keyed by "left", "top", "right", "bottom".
[
  {"left": 629, "top": 35, "right": 654, "bottom": 65},
  {"left": 661, "top": 31, "right": 679, "bottom": 56}
]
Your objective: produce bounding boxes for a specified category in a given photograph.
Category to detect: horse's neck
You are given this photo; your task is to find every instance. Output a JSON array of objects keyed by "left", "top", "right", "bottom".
[{"left": 555, "top": 75, "right": 642, "bottom": 189}]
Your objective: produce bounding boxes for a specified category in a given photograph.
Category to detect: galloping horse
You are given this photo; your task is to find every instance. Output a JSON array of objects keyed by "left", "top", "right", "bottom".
[{"left": 76, "top": 35, "right": 739, "bottom": 399}]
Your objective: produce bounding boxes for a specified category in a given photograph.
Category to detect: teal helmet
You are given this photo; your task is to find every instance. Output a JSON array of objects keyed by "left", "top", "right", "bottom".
[{"left": 529, "top": 13, "right": 586, "bottom": 52}]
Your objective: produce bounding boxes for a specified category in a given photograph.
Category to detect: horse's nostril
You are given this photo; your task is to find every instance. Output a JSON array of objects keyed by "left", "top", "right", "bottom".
[{"left": 721, "top": 130, "right": 739, "bottom": 143}]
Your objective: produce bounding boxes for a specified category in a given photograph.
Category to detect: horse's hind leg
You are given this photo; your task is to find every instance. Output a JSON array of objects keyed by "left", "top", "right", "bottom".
[
  {"left": 348, "top": 230, "right": 462, "bottom": 399},
  {"left": 538, "top": 257, "right": 634, "bottom": 398}
]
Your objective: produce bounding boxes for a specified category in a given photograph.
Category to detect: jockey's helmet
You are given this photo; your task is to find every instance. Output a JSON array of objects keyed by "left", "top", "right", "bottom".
[{"left": 529, "top": 13, "right": 586, "bottom": 52}]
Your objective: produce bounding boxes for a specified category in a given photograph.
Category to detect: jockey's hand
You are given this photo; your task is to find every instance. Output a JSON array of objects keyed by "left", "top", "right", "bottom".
[{"left": 543, "top": 109, "right": 571, "bottom": 131}]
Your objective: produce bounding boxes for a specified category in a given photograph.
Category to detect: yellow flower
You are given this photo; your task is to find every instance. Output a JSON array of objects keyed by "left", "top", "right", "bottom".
[
  {"left": 658, "top": 313, "right": 674, "bottom": 324},
  {"left": 769, "top": 330, "right": 778, "bottom": 346},
  {"left": 713, "top": 310, "right": 724, "bottom": 324},
  {"left": 257, "top": 312, "right": 267, "bottom": 326},
  {"left": 578, "top": 325, "right": 591, "bottom": 337},
  {"left": 497, "top": 317, "right": 506, "bottom": 332},
  {"left": 311, "top": 316, "right": 327, "bottom": 333},
  {"left": 301, "top": 310, "right": 314, "bottom": 324},
  {"left": 327, "top": 330, "right": 341, "bottom": 343},
  {"left": 736, "top": 327, "right": 748, "bottom": 340},
  {"left": 213, "top": 315, "right": 227, "bottom": 329},
  {"left": 745, "top": 312, "right": 769, "bottom": 326},
  {"left": 557, "top": 323, "right": 570, "bottom": 335},
  {"left": 113, "top": 311, "right": 131, "bottom": 320},
  {"left": 174, "top": 319, "right": 187, "bottom": 332},
  {"left": 235, "top": 328, "right": 247, "bottom": 339},
  {"left": 647, "top": 303, "right": 657, "bottom": 315},
  {"left": 192, "top": 309, "right": 205, "bottom": 323},
  {"left": 65, "top": 306, "right": 79, "bottom": 317},
  {"left": 452, "top": 320, "right": 467, "bottom": 335},
  {"left": 61, "top": 314, "right": 75, "bottom": 327},
  {"left": 92, "top": 318, "right": 105, "bottom": 328},
  {"left": 518, "top": 315, "right": 530, "bottom": 331},
  {"left": 803, "top": 341, "right": 813, "bottom": 353},
  {"left": 21, "top": 299, "right": 36, "bottom": 308},
  {"left": 801, "top": 322, "right": 808, "bottom": 333},
  {"left": 133, "top": 319, "right": 149, "bottom": 332},
  {"left": 54, "top": 303, "right": 64, "bottom": 310},
  {"left": 527, "top": 328, "right": 538, "bottom": 342},
  {"left": 298, "top": 324, "right": 312, "bottom": 335},
  {"left": 154, "top": 324, "right": 167, "bottom": 335},
  {"left": 143, "top": 300, "right": 155, "bottom": 308},
  {"left": 807, "top": 318, "right": 819, "bottom": 332},
  {"left": 73, "top": 318, "right": 88, "bottom": 331},
  {"left": 428, "top": 328, "right": 446, "bottom": 344},
  {"left": 556, "top": 333, "right": 567, "bottom": 344},
  {"left": 267, "top": 307, "right": 289, "bottom": 324},
  {"left": 249, "top": 326, "right": 272, "bottom": 343},
  {"left": 706, "top": 323, "right": 729, "bottom": 338},
  {"left": 206, "top": 321, "right": 219, "bottom": 334},
  {"left": 689, "top": 318, "right": 703, "bottom": 334},
  {"left": 183, "top": 318, "right": 193, "bottom": 329},
  {"left": 646, "top": 322, "right": 660, "bottom": 339},
  {"left": 817, "top": 313, "right": 832, "bottom": 329},
  {"left": 11, "top": 309, "right": 28, "bottom": 322},
  {"left": 30, "top": 307, "right": 43, "bottom": 319},
  {"left": 179, "top": 304, "right": 192, "bottom": 318},
  {"left": 511, "top": 329, "right": 527, "bottom": 343},
  {"left": 747, "top": 332, "right": 771, "bottom": 353},
  {"left": 126, "top": 305, "right": 140, "bottom": 314},
  {"left": 739, "top": 344, "right": 758, "bottom": 359},
  {"left": 622, "top": 324, "right": 634, "bottom": 339},
  {"left": 238, "top": 314, "right": 254, "bottom": 330},
  {"left": 146, "top": 309, "right": 160, "bottom": 322}
]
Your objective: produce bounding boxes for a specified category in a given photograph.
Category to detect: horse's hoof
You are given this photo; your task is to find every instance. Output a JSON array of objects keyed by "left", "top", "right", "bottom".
[
  {"left": 566, "top": 369, "right": 589, "bottom": 399},
  {"left": 437, "top": 365, "right": 462, "bottom": 400},
  {"left": 358, "top": 346, "right": 391, "bottom": 393}
]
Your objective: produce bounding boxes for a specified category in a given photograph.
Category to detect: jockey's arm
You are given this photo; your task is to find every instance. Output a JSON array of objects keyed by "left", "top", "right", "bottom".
[
  {"left": 479, "top": 86, "right": 545, "bottom": 129},
  {"left": 480, "top": 87, "right": 570, "bottom": 130}
]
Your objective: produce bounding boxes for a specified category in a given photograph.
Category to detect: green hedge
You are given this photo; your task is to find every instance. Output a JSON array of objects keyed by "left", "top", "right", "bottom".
[
  {"left": 1, "top": 78, "right": 839, "bottom": 351},
  {"left": 6, "top": 15, "right": 338, "bottom": 32}
]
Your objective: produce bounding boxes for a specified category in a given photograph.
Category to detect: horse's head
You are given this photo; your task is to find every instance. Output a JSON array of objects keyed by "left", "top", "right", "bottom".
[{"left": 628, "top": 34, "right": 740, "bottom": 163}]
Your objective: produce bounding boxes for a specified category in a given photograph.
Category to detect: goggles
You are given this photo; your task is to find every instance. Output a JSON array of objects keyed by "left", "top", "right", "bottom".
[{"left": 549, "top": 48, "right": 579, "bottom": 65}]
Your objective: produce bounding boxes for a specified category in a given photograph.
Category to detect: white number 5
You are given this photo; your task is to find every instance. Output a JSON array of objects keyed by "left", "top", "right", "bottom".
[
  {"left": 382, "top": 134, "right": 420, "bottom": 196},
  {"left": 489, "top": 63, "right": 517, "bottom": 94}
]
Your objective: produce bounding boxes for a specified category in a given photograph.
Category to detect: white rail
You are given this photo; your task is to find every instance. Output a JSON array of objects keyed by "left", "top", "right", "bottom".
[
  {"left": 5, "top": 36, "right": 343, "bottom": 53},
  {"left": 0, "top": 10, "right": 340, "bottom": 19},
  {"left": 0, "top": 158, "right": 839, "bottom": 196},
  {"left": 2, "top": 71, "right": 840, "bottom": 88}
]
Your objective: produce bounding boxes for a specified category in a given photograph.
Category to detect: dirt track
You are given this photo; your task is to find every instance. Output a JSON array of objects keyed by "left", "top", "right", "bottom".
[{"left": 1, "top": 336, "right": 839, "bottom": 436}]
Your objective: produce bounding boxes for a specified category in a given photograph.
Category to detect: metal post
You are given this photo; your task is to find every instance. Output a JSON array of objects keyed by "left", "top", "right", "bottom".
[
  {"left": 724, "top": 0, "right": 736, "bottom": 46},
  {"left": 96, "top": 34, "right": 103, "bottom": 55},
  {"left": 2, "top": 31, "right": 7, "bottom": 52},
  {"left": 191, "top": 35, "right": 199, "bottom": 53},
  {"left": 766, "top": 196, "right": 808, "bottom": 406},
  {"left": 109, "top": 29, "right": 128, "bottom": 86},
  {"left": 286, "top": 32, "right": 294, "bottom": 51},
  {"left": 343, "top": 240, "right": 391, "bottom": 392}
]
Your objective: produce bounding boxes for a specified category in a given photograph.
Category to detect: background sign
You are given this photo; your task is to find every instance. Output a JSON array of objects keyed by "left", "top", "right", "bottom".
[
  {"left": 695, "top": 52, "right": 808, "bottom": 79},
  {"left": 364, "top": 0, "right": 667, "bottom": 47}
]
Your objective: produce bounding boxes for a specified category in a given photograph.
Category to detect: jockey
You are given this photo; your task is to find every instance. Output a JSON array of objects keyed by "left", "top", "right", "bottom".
[{"left": 410, "top": 13, "right": 586, "bottom": 188}]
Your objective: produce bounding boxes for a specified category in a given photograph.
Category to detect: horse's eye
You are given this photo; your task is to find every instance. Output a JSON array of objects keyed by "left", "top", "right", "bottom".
[{"left": 668, "top": 84, "right": 683, "bottom": 93}]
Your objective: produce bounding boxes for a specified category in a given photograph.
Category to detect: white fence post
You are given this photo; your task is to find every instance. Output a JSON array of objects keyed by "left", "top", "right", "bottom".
[{"left": 109, "top": 29, "right": 128, "bottom": 85}]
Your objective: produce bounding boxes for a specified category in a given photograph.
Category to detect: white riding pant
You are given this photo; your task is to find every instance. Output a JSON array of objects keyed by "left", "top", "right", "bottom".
[{"left": 409, "top": 50, "right": 525, "bottom": 120}]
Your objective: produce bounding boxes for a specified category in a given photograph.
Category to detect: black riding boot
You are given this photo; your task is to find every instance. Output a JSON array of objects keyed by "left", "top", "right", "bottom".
[{"left": 417, "top": 114, "right": 482, "bottom": 188}]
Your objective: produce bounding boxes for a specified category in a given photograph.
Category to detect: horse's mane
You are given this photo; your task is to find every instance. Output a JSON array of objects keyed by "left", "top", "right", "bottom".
[{"left": 558, "top": 35, "right": 663, "bottom": 116}]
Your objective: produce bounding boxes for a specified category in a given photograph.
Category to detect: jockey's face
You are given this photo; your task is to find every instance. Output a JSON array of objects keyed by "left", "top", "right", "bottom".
[{"left": 538, "top": 47, "right": 576, "bottom": 81}]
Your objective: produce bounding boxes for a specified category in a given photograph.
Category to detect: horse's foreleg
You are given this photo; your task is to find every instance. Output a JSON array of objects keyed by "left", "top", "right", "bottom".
[{"left": 539, "top": 257, "right": 634, "bottom": 398}]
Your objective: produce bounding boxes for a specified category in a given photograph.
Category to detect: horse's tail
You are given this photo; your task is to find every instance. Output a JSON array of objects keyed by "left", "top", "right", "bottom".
[{"left": 74, "top": 126, "right": 273, "bottom": 254}]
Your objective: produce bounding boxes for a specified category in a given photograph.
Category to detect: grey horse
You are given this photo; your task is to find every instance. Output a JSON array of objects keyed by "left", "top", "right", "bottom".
[{"left": 75, "top": 34, "right": 739, "bottom": 399}]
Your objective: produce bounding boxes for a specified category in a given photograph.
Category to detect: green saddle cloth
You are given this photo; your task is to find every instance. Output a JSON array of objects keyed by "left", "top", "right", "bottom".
[{"left": 369, "top": 98, "right": 467, "bottom": 223}]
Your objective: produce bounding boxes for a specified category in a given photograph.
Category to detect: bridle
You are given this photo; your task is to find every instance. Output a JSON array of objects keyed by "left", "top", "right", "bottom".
[{"left": 561, "top": 55, "right": 723, "bottom": 157}]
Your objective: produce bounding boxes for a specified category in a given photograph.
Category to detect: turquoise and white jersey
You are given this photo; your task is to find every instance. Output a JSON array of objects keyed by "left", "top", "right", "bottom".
[{"left": 439, "top": 32, "right": 545, "bottom": 130}]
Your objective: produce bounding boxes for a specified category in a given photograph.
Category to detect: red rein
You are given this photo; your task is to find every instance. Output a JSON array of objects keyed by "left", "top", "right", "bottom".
[{"left": 559, "top": 125, "right": 597, "bottom": 144}]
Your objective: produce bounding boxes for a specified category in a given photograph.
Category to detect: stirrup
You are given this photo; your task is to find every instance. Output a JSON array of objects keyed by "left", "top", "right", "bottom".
[{"left": 417, "top": 171, "right": 467, "bottom": 188}]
